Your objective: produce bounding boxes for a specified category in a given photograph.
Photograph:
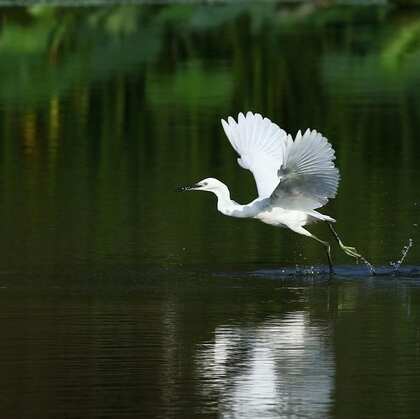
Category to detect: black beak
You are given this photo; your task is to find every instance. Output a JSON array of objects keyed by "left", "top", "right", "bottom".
[{"left": 176, "top": 184, "right": 201, "bottom": 192}]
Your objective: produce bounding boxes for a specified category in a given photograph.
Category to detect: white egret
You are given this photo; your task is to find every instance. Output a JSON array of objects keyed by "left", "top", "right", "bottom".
[{"left": 178, "top": 112, "right": 365, "bottom": 273}]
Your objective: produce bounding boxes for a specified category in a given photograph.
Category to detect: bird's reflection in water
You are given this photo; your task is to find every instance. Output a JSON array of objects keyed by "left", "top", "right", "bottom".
[{"left": 195, "top": 312, "right": 334, "bottom": 418}]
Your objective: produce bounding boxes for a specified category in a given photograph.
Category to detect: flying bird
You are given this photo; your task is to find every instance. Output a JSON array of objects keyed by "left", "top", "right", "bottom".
[{"left": 178, "top": 112, "right": 364, "bottom": 273}]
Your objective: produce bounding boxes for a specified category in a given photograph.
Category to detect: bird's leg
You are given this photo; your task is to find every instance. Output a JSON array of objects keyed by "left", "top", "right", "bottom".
[
  {"left": 327, "top": 223, "right": 376, "bottom": 275},
  {"left": 310, "top": 234, "right": 334, "bottom": 275},
  {"left": 289, "top": 226, "right": 334, "bottom": 274},
  {"left": 327, "top": 223, "right": 362, "bottom": 259}
]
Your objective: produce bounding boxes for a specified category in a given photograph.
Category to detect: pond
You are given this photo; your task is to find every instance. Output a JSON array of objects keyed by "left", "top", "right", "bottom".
[{"left": 0, "top": 3, "right": 420, "bottom": 418}]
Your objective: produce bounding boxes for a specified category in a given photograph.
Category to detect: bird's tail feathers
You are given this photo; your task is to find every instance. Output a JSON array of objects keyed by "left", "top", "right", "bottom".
[{"left": 306, "top": 210, "right": 336, "bottom": 224}]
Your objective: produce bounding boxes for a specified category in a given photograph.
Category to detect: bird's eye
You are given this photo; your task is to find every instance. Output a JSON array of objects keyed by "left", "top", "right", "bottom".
[{"left": 203, "top": 182, "right": 208, "bottom": 186}]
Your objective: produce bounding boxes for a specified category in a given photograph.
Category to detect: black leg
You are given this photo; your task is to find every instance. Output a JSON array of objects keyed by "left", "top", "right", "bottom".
[
  {"left": 311, "top": 234, "right": 334, "bottom": 275},
  {"left": 289, "top": 226, "right": 334, "bottom": 275}
]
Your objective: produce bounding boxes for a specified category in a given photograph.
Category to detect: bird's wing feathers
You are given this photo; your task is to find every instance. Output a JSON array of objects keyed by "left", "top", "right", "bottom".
[
  {"left": 270, "top": 129, "right": 340, "bottom": 210},
  {"left": 221, "top": 112, "right": 288, "bottom": 198}
]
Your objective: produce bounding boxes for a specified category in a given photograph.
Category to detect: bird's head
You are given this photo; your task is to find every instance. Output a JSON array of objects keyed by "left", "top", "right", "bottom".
[{"left": 177, "top": 178, "right": 227, "bottom": 194}]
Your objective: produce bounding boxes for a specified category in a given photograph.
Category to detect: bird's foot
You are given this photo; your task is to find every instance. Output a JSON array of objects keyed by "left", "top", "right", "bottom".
[
  {"left": 339, "top": 243, "right": 376, "bottom": 274},
  {"left": 340, "top": 244, "right": 362, "bottom": 260}
]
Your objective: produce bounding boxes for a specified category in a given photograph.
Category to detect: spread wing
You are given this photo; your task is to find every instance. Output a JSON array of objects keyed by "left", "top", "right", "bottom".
[
  {"left": 270, "top": 129, "right": 340, "bottom": 210},
  {"left": 221, "top": 112, "right": 289, "bottom": 198}
]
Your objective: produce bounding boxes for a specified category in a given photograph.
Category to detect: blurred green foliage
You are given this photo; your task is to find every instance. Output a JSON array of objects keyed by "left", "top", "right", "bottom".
[
  {"left": 0, "top": 6, "right": 419, "bottom": 419},
  {"left": 0, "top": 2, "right": 419, "bottom": 107},
  {"left": 0, "top": 2, "right": 420, "bottom": 270}
]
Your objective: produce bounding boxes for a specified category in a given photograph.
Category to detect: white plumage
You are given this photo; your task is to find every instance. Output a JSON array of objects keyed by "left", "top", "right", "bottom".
[
  {"left": 179, "top": 111, "right": 363, "bottom": 272},
  {"left": 221, "top": 112, "right": 288, "bottom": 198},
  {"left": 222, "top": 112, "right": 340, "bottom": 210}
]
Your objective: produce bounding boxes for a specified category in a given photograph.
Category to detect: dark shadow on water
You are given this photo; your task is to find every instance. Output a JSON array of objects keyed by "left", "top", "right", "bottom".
[
  {"left": 1, "top": 263, "right": 420, "bottom": 294},
  {"left": 212, "top": 264, "right": 420, "bottom": 283}
]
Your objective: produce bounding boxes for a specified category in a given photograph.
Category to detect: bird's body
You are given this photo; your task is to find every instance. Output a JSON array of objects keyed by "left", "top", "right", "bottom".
[
  {"left": 178, "top": 112, "right": 365, "bottom": 272},
  {"left": 256, "top": 206, "right": 335, "bottom": 229},
  {"left": 210, "top": 186, "right": 333, "bottom": 227}
]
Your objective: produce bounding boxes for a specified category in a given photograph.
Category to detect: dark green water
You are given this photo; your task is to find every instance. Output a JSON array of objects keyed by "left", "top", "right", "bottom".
[{"left": 1, "top": 3, "right": 420, "bottom": 418}]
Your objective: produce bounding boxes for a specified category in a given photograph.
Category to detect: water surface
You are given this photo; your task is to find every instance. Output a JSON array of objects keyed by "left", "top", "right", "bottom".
[{"left": 0, "top": 3, "right": 420, "bottom": 418}]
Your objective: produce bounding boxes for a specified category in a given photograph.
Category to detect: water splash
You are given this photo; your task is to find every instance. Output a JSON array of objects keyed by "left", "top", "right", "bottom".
[
  {"left": 294, "top": 265, "right": 322, "bottom": 276},
  {"left": 358, "top": 255, "right": 376, "bottom": 276},
  {"left": 390, "top": 238, "right": 414, "bottom": 273}
]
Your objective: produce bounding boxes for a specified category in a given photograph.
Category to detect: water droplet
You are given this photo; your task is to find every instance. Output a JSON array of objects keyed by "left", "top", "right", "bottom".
[{"left": 390, "top": 238, "right": 414, "bottom": 273}]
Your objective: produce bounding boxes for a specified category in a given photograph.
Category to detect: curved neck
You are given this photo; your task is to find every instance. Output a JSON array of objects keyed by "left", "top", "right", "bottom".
[
  {"left": 213, "top": 184, "right": 233, "bottom": 212},
  {"left": 211, "top": 184, "right": 255, "bottom": 218}
]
